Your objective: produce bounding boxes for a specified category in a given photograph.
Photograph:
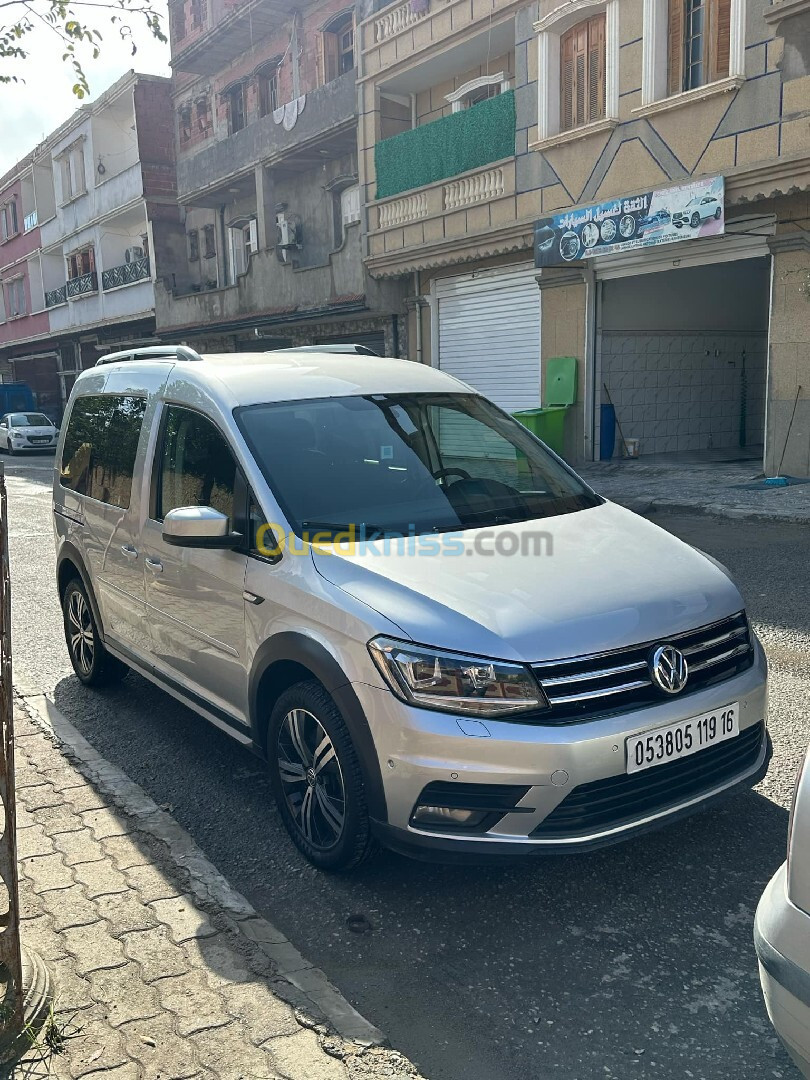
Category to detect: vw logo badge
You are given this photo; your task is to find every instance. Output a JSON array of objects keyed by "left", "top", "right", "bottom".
[{"left": 650, "top": 644, "right": 689, "bottom": 695}]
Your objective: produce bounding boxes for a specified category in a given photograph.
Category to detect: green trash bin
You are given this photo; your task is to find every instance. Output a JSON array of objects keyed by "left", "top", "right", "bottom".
[
  {"left": 511, "top": 406, "right": 568, "bottom": 455},
  {"left": 512, "top": 357, "right": 578, "bottom": 456}
]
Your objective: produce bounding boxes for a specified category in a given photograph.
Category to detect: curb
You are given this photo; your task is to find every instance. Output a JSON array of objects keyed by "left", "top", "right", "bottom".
[
  {"left": 17, "top": 688, "right": 386, "bottom": 1049},
  {"left": 608, "top": 496, "right": 810, "bottom": 525}
]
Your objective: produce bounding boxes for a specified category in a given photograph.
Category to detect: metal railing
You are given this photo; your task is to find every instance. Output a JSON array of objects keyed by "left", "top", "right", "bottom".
[
  {"left": 101, "top": 257, "right": 150, "bottom": 291},
  {"left": 66, "top": 271, "right": 98, "bottom": 298},
  {"left": 44, "top": 285, "right": 67, "bottom": 308}
]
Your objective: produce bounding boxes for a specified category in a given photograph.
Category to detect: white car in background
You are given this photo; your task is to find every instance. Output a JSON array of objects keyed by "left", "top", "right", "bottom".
[
  {"left": 0, "top": 412, "right": 59, "bottom": 454},
  {"left": 755, "top": 744, "right": 810, "bottom": 1077}
]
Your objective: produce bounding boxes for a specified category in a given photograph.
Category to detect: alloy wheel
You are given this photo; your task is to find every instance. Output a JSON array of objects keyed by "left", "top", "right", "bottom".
[
  {"left": 277, "top": 708, "right": 346, "bottom": 850},
  {"left": 67, "top": 589, "right": 95, "bottom": 676}
]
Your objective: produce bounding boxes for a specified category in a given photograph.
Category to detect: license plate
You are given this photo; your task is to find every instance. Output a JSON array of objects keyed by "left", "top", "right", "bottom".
[
  {"left": 30, "top": 437, "right": 49, "bottom": 444},
  {"left": 626, "top": 703, "right": 739, "bottom": 774}
]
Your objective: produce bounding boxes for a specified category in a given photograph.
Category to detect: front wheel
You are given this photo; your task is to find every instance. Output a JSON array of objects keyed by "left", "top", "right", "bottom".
[
  {"left": 690, "top": 212, "right": 700, "bottom": 228},
  {"left": 267, "top": 680, "right": 378, "bottom": 871},
  {"left": 62, "top": 579, "right": 128, "bottom": 687}
]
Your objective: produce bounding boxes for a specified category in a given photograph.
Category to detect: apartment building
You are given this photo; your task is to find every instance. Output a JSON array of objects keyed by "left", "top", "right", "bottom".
[
  {"left": 358, "top": 0, "right": 810, "bottom": 474},
  {"left": 0, "top": 71, "right": 183, "bottom": 415},
  {"left": 158, "top": 0, "right": 408, "bottom": 353}
]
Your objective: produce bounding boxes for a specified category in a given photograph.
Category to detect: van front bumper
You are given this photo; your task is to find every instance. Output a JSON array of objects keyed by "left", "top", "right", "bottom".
[{"left": 356, "top": 640, "right": 769, "bottom": 857}]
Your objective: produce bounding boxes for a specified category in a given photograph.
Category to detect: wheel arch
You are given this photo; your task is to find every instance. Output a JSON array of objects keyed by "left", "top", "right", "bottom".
[
  {"left": 56, "top": 545, "right": 105, "bottom": 640},
  {"left": 250, "top": 632, "right": 387, "bottom": 822}
]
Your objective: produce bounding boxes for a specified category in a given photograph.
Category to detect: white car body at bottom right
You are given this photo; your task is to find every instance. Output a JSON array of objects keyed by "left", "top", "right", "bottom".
[
  {"left": 672, "top": 195, "right": 722, "bottom": 229},
  {"left": 755, "top": 745, "right": 810, "bottom": 1077}
]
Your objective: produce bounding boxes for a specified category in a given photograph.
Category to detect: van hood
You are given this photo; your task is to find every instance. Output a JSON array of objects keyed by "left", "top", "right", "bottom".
[{"left": 311, "top": 501, "right": 744, "bottom": 663}]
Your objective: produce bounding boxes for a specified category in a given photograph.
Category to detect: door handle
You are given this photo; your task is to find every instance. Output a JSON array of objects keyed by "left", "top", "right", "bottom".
[
  {"left": 145, "top": 557, "right": 163, "bottom": 574},
  {"left": 121, "top": 544, "right": 138, "bottom": 560}
]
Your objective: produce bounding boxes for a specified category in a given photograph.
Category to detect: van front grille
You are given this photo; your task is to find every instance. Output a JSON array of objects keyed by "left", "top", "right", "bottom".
[{"left": 532, "top": 612, "right": 753, "bottom": 725}]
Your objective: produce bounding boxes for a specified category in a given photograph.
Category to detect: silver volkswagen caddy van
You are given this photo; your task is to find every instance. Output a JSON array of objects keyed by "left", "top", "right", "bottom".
[{"left": 52, "top": 346, "right": 770, "bottom": 870}]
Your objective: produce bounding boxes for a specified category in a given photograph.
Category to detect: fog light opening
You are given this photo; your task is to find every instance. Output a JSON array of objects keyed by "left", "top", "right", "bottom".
[{"left": 411, "top": 805, "right": 487, "bottom": 829}]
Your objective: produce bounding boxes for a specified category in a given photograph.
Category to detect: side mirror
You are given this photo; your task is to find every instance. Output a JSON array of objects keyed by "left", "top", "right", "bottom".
[{"left": 162, "top": 506, "right": 242, "bottom": 549}]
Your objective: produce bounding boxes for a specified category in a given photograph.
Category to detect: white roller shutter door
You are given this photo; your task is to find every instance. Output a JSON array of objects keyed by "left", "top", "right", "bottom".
[{"left": 434, "top": 265, "right": 541, "bottom": 413}]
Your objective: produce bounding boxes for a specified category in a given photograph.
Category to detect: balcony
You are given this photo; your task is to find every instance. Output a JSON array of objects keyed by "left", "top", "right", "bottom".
[
  {"left": 23, "top": 211, "right": 38, "bottom": 232},
  {"left": 102, "top": 257, "right": 150, "bottom": 291},
  {"left": 66, "top": 272, "right": 98, "bottom": 298},
  {"left": 176, "top": 70, "right": 357, "bottom": 203},
  {"left": 45, "top": 285, "right": 67, "bottom": 308},
  {"left": 375, "top": 91, "right": 515, "bottom": 199},
  {"left": 172, "top": 0, "right": 292, "bottom": 75},
  {"left": 368, "top": 159, "right": 517, "bottom": 270}
]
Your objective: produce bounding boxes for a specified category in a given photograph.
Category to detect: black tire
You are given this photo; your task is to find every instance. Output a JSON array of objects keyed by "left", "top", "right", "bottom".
[
  {"left": 267, "top": 680, "right": 378, "bottom": 871},
  {"left": 7, "top": 444, "right": 15, "bottom": 457},
  {"left": 690, "top": 212, "right": 700, "bottom": 228},
  {"left": 62, "top": 578, "right": 128, "bottom": 687}
]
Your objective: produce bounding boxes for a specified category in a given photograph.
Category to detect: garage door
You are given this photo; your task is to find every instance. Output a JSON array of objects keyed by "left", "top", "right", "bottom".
[{"left": 435, "top": 265, "right": 541, "bottom": 413}]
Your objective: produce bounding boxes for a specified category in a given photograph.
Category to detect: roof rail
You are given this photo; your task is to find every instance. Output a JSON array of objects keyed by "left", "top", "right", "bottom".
[
  {"left": 95, "top": 345, "right": 203, "bottom": 367},
  {"left": 271, "top": 344, "right": 381, "bottom": 357}
]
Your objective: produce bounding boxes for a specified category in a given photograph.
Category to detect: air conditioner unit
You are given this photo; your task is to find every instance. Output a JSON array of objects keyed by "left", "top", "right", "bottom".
[
  {"left": 125, "top": 245, "right": 145, "bottom": 264},
  {"left": 276, "top": 220, "right": 300, "bottom": 248}
]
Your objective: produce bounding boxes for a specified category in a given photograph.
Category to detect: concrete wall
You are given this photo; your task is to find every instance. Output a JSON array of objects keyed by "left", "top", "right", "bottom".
[{"left": 540, "top": 272, "right": 587, "bottom": 461}]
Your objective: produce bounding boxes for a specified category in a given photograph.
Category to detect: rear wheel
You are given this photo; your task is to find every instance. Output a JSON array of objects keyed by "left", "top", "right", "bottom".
[
  {"left": 267, "top": 680, "right": 378, "bottom": 871},
  {"left": 62, "top": 579, "right": 128, "bottom": 687}
]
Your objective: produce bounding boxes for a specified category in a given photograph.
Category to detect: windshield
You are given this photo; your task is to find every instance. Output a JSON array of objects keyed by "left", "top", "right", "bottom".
[
  {"left": 10, "top": 413, "right": 51, "bottom": 427},
  {"left": 237, "top": 393, "right": 601, "bottom": 537}
]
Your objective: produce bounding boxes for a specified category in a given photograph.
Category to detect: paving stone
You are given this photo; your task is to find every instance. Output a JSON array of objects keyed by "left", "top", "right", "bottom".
[
  {"left": 17, "top": 822, "right": 56, "bottom": 860},
  {"left": 22, "top": 852, "right": 75, "bottom": 892},
  {"left": 150, "top": 894, "right": 217, "bottom": 944},
  {"left": 120, "top": 1014, "right": 200, "bottom": 1078},
  {"left": 21, "top": 784, "right": 64, "bottom": 812},
  {"left": 21, "top": 913, "right": 69, "bottom": 963},
  {"left": 122, "top": 861, "right": 182, "bottom": 903},
  {"left": 19, "top": 880, "right": 45, "bottom": 921},
  {"left": 16, "top": 770, "right": 49, "bottom": 791},
  {"left": 49, "top": 956, "right": 96, "bottom": 1012},
  {"left": 63, "top": 922, "right": 128, "bottom": 977},
  {"left": 78, "top": 1066, "right": 140, "bottom": 1080},
  {"left": 188, "top": 1020, "right": 276, "bottom": 1080},
  {"left": 182, "top": 935, "right": 255, "bottom": 988},
  {"left": 37, "top": 766, "right": 88, "bottom": 793},
  {"left": 30, "top": 803, "right": 85, "bottom": 835},
  {"left": 64, "top": 1013, "right": 127, "bottom": 1078},
  {"left": 87, "top": 963, "right": 161, "bottom": 1029},
  {"left": 222, "top": 980, "right": 300, "bottom": 1044},
  {"left": 51, "top": 827, "right": 106, "bottom": 868},
  {"left": 100, "top": 834, "right": 152, "bottom": 872},
  {"left": 121, "top": 925, "right": 190, "bottom": 983},
  {"left": 154, "top": 970, "right": 233, "bottom": 1036},
  {"left": 38, "top": 883, "right": 100, "bottom": 932},
  {"left": 269, "top": 1028, "right": 349, "bottom": 1080},
  {"left": 16, "top": 805, "right": 38, "bottom": 830},
  {"left": 61, "top": 786, "right": 109, "bottom": 813},
  {"left": 94, "top": 891, "right": 159, "bottom": 935},
  {"left": 72, "top": 859, "right": 130, "bottom": 900},
  {"left": 80, "top": 808, "right": 133, "bottom": 841}
]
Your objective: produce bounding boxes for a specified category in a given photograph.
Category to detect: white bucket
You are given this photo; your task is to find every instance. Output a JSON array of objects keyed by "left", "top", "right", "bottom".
[{"left": 623, "top": 437, "right": 641, "bottom": 458}]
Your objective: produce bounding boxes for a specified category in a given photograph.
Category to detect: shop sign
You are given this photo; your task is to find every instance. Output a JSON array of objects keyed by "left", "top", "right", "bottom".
[{"left": 534, "top": 176, "right": 725, "bottom": 266}]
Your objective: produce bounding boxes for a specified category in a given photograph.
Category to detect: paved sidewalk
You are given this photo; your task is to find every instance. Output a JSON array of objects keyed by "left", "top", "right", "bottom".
[
  {"left": 11, "top": 695, "right": 424, "bottom": 1080},
  {"left": 578, "top": 460, "right": 810, "bottom": 523}
]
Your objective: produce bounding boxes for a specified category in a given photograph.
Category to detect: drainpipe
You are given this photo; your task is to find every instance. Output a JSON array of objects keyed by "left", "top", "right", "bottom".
[
  {"left": 412, "top": 271, "right": 423, "bottom": 365},
  {"left": 219, "top": 206, "right": 229, "bottom": 286},
  {"left": 410, "top": 93, "right": 417, "bottom": 129}
]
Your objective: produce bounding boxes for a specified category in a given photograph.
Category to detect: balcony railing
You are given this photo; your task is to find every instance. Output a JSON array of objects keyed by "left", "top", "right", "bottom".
[
  {"left": 23, "top": 211, "right": 38, "bottom": 232},
  {"left": 101, "top": 257, "right": 150, "bottom": 291},
  {"left": 373, "top": 162, "right": 513, "bottom": 233},
  {"left": 375, "top": 91, "right": 516, "bottom": 199},
  {"left": 373, "top": 0, "right": 430, "bottom": 43},
  {"left": 45, "top": 286, "right": 67, "bottom": 308},
  {"left": 66, "top": 272, "right": 98, "bottom": 298}
]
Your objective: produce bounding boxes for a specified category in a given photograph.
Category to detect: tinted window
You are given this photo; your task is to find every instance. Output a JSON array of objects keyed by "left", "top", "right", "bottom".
[
  {"left": 10, "top": 413, "right": 51, "bottom": 426},
  {"left": 60, "top": 395, "right": 146, "bottom": 508},
  {"left": 236, "top": 393, "right": 600, "bottom": 536},
  {"left": 157, "top": 407, "right": 236, "bottom": 524}
]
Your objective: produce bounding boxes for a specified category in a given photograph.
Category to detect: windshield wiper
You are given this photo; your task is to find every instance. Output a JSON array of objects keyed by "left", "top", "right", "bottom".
[{"left": 301, "top": 520, "right": 386, "bottom": 539}]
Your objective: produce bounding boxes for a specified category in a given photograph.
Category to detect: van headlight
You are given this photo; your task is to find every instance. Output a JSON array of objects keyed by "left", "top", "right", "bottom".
[{"left": 368, "top": 636, "right": 548, "bottom": 718}]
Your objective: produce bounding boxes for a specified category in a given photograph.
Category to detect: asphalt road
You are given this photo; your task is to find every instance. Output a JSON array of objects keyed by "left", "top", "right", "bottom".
[{"left": 7, "top": 452, "right": 806, "bottom": 1080}]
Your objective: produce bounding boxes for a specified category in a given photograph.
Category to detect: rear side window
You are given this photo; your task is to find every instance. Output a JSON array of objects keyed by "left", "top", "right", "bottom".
[
  {"left": 60, "top": 395, "right": 147, "bottom": 508},
  {"left": 156, "top": 406, "right": 237, "bottom": 524}
]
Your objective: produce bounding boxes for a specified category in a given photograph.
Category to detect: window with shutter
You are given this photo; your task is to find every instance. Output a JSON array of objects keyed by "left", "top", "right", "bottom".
[
  {"left": 668, "top": 0, "right": 730, "bottom": 93},
  {"left": 560, "top": 15, "right": 606, "bottom": 131},
  {"left": 320, "top": 9, "right": 354, "bottom": 85}
]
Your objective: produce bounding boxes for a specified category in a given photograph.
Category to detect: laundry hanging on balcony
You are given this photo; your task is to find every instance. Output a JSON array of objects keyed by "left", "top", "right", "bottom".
[{"left": 273, "top": 95, "right": 306, "bottom": 132}]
